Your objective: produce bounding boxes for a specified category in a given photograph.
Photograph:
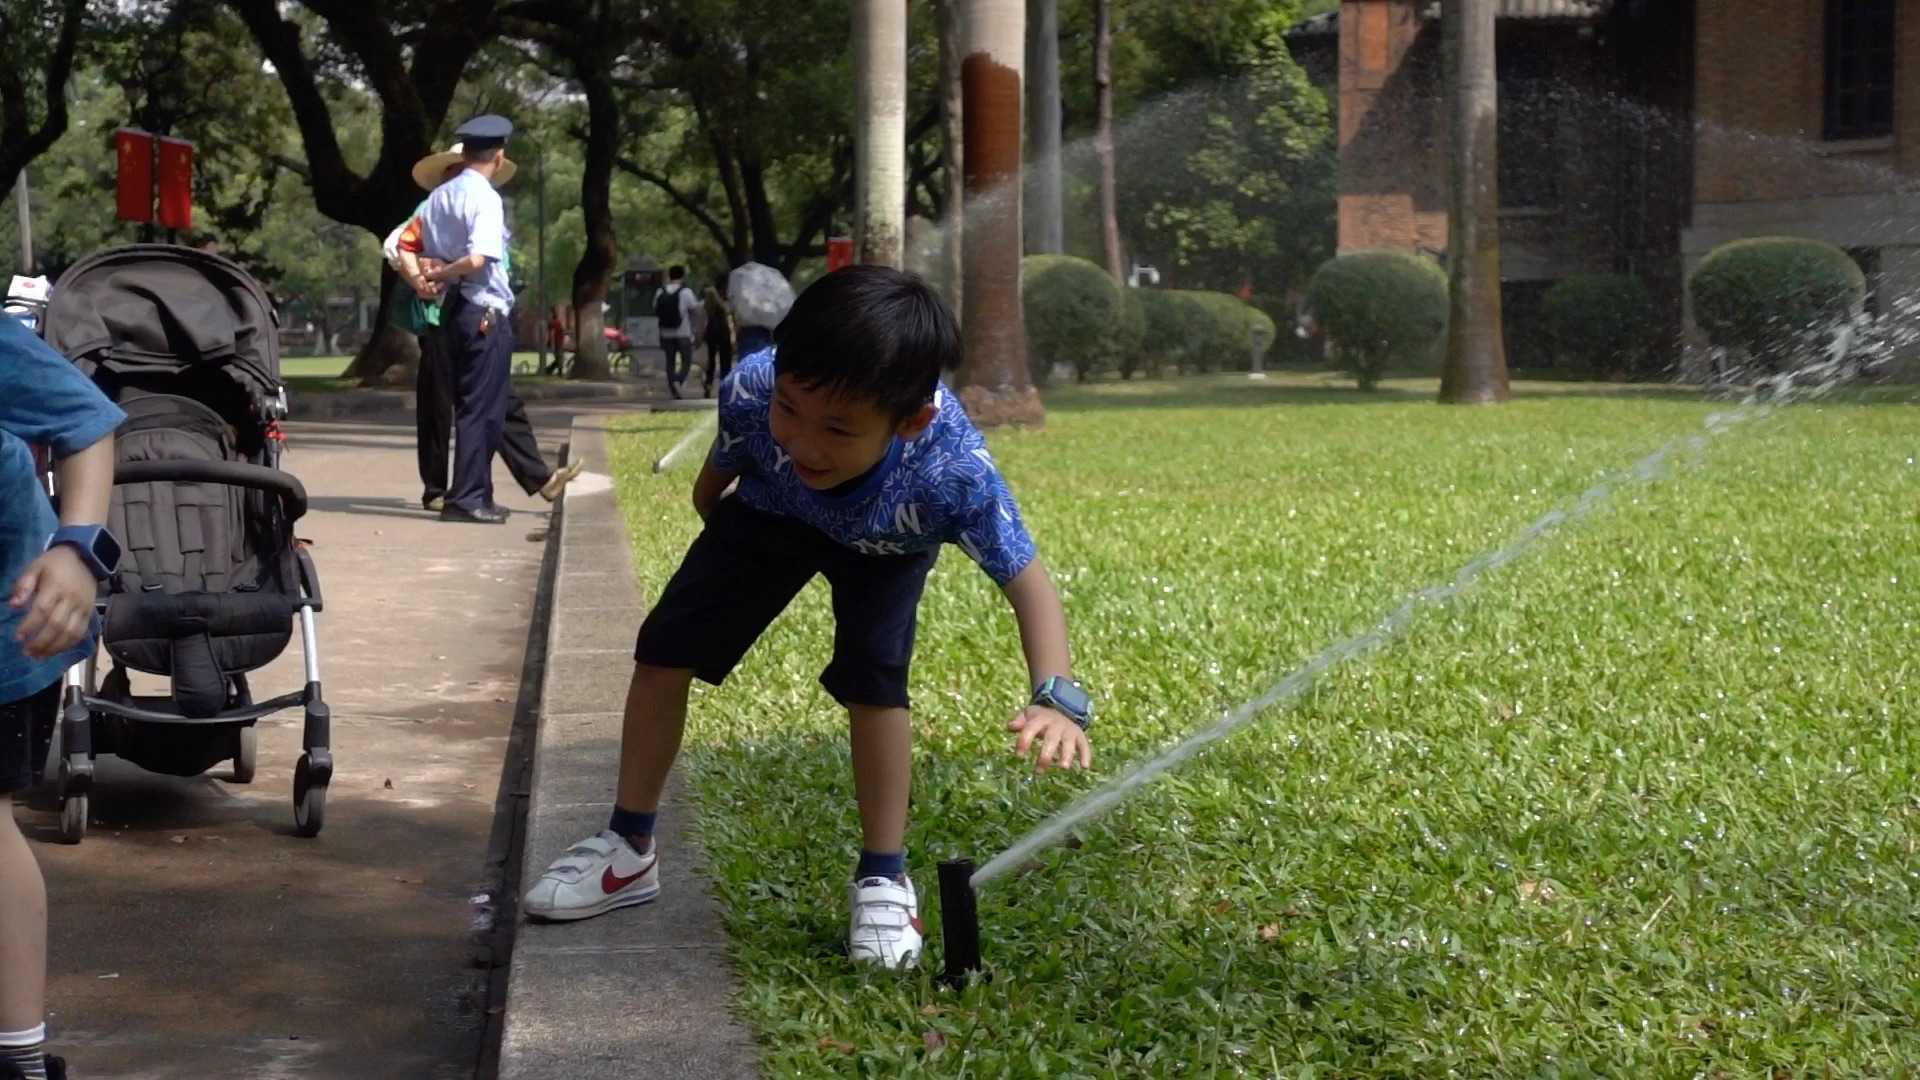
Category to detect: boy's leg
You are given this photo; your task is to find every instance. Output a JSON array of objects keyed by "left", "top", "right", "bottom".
[
  {"left": 522, "top": 498, "right": 822, "bottom": 922},
  {"left": 0, "top": 688, "right": 51, "bottom": 1076},
  {"left": 822, "top": 547, "right": 938, "bottom": 968}
]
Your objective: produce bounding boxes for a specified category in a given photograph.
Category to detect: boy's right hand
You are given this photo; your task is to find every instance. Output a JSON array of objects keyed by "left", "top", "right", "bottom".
[{"left": 11, "top": 545, "right": 98, "bottom": 660}]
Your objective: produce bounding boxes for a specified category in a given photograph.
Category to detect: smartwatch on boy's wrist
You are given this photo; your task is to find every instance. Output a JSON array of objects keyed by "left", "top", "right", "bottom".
[
  {"left": 1031, "top": 676, "right": 1092, "bottom": 732},
  {"left": 48, "top": 524, "right": 121, "bottom": 583}
]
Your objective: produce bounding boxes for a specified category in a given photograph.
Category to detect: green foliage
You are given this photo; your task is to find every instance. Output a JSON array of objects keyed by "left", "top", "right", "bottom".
[
  {"left": 1689, "top": 237, "right": 1866, "bottom": 374},
  {"left": 1115, "top": 287, "right": 1149, "bottom": 378},
  {"left": 1058, "top": 0, "right": 1335, "bottom": 295},
  {"left": 1182, "top": 290, "right": 1276, "bottom": 373},
  {"left": 1309, "top": 250, "right": 1449, "bottom": 390},
  {"left": 1023, "top": 255, "right": 1126, "bottom": 385},
  {"left": 610, "top": 380, "right": 1920, "bottom": 1076},
  {"left": 1124, "top": 288, "right": 1196, "bottom": 378},
  {"left": 1542, "top": 273, "right": 1651, "bottom": 379}
]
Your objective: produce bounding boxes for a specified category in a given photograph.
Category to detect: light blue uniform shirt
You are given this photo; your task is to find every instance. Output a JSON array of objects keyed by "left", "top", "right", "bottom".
[
  {"left": 0, "top": 316, "right": 124, "bottom": 704},
  {"left": 418, "top": 168, "right": 514, "bottom": 313}
]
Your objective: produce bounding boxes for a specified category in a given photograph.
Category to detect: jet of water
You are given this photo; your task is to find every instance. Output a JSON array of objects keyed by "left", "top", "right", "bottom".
[
  {"left": 971, "top": 369, "right": 1853, "bottom": 890},
  {"left": 653, "top": 412, "right": 719, "bottom": 473}
]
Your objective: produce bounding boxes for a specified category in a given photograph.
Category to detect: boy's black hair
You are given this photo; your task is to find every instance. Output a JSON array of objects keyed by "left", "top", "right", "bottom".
[
  {"left": 773, "top": 265, "right": 959, "bottom": 420},
  {"left": 668, "top": 264, "right": 687, "bottom": 280}
]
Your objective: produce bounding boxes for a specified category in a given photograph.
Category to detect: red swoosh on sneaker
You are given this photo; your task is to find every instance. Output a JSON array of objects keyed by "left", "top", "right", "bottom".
[{"left": 603, "top": 863, "right": 648, "bottom": 894}]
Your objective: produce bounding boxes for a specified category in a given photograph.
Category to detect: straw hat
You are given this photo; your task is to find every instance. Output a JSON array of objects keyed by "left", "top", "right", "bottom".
[{"left": 411, "top": 142, "right": 517, "bottom": 190}]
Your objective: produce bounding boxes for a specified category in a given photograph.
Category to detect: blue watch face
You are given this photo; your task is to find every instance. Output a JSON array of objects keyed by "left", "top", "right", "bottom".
[{"left": 1042, "top": 678, "right": 1091, "bottom": 718}]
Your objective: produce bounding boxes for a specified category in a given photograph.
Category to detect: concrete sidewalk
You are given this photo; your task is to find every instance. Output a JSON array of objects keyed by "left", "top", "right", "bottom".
[
  {"left": 20, "top": 416, "right": 572, "bottom": 1078},
  {"left": 498, "top": 415, "right": 760, "bottom": 1079}
]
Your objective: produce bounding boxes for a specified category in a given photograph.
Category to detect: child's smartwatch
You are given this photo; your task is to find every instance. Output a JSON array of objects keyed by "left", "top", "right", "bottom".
[
  {"left": 1031, "top": 676, "right": 1092, "bottom": 731},
  {"left": 49, "top": 524, "right": 121, "bottom": 582}
]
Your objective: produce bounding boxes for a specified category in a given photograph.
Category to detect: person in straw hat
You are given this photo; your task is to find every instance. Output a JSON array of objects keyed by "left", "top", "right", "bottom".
[{"left": 387, "top": 125, "right": 581, "bottom": 518}]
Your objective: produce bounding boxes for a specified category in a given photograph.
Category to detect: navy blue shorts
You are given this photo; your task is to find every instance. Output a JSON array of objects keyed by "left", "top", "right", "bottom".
[
  {"left": 0, "top": 681, "right": 59, "bottom": 795},
  {"left": 634, "top": 497, "right": 937, "bottom": 708}
]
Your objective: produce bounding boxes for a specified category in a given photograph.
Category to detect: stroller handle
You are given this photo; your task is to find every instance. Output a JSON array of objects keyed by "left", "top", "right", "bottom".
[{"left": 114, "top": 459, "right": 309, "bottom": 522}]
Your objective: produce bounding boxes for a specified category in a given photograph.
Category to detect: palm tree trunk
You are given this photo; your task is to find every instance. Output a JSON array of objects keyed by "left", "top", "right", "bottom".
[
  {"left": 934, "top": 0, "right": 966, "bottom": 315},
  {"left": 854, "top": 0, "right": 908, "bottom": 267},
  {"left": 958, "top": 0, "right": 1044, "bottom": 427},
  {"left": 1438, "top": 0, "right": 1510, "bottom": 403},
  {"left": 1094, "top": 0, "right": 1123, "bottom": 282},
  {"left": 1026, "top": 0, "right": 1063, "bottom": 255}
]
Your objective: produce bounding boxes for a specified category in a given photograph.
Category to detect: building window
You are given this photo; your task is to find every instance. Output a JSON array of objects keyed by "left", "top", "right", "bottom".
[
  {"left": 1499, "top": 50, "right": 1558, "bottom": 210},
  {"left": 1825, "top": 0, "right": 1895, "bottom": 141}
]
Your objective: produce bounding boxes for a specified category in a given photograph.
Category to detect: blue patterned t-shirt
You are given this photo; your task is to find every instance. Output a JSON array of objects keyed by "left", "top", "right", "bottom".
[{"left": 711, "top": 351, "right": 1038, "bottom": 585}]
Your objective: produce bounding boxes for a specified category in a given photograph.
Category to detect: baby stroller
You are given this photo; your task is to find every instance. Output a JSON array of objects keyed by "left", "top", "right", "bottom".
[{"left": 36, "top": 244, "right": 331, "bottom": 842}]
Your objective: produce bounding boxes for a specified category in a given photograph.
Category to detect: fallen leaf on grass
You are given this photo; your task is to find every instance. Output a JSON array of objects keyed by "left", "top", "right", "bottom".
[
  {"left": 815, "top": 1035, "right": 855, "bottom": 1055},
  {"left": 1258, "top": 924, "right": 1281, "bottom": 942},
  {"left": 920, "top": 1004, "right": 940, "bottom": 1016},
  {"left": 1518, "top": 880, "right": 1558, "bottom": 903},
  {"left": 1214, "top": 899, "right": 1233, "bottom": 914},
  {"left": 1013, "top": 858, "right": 1048, "bottom": 877},
  {"left": 922, "top": 1030, "right": 947, "bottom": 1051}
]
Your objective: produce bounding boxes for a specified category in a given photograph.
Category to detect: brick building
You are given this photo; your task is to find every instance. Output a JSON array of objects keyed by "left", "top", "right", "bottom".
[{"left": 1291, "top": 0, "right": 1910, "bottom": 370}]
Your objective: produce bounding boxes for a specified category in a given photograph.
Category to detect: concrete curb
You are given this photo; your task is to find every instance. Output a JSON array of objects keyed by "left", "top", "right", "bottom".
[
  {"left": 498, "top": 415, "right": 761, "bottom": 1079},
  {"left": 286, "top": 379, "right": 664, "bottom": 423}
]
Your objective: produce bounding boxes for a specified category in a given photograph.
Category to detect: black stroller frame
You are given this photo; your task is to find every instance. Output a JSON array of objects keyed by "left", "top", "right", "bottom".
[{"left": 37, "top": 244, "right": 332, "bottom": 842}]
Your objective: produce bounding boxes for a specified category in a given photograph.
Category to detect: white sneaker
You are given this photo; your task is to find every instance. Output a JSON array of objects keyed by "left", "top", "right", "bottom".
[
  {"left": 848, "top": 875, "right": 922, "bottom": 970},
  {"left": 523, "top": 830, "right": 660, "bottom": 922}
]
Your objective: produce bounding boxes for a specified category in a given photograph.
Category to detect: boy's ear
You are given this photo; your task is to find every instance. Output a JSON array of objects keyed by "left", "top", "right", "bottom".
[{"left": 896, "top": 401, "right": 938, "bottom": 439}]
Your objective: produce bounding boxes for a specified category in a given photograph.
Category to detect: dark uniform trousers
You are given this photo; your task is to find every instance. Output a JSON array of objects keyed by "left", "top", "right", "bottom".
[
  {"left": 439, "top": 292, "right": 515, "bottom": 512},
  {"left": 416, "top": 323, "right": 550, "bottom": 507}
]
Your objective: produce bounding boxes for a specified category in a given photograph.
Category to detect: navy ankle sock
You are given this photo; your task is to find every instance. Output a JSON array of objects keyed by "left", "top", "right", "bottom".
[
  {"left": 855, "top": 848, "right": 906, "bottom": 880},
  {"left": 608, "top": 806, "right": 657, "bottom": 851}
]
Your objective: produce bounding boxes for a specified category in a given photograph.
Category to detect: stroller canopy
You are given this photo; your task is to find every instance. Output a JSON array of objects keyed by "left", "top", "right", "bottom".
[{"left": 43, "top": 245, "right": 280, "bottom": 403}]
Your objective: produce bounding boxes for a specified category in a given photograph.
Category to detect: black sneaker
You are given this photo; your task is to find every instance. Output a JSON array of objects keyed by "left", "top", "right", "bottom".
[{"left": 439, "top": 504, "right": 510, "bottom": 525}]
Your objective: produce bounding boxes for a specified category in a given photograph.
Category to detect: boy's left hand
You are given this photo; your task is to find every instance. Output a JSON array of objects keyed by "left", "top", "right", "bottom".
[
  {"left": 11, "top": 546, "right": 97, "bottom": 660},
  {"left": 1008, "top": 705, "right": 1093, "bottom": 774}
]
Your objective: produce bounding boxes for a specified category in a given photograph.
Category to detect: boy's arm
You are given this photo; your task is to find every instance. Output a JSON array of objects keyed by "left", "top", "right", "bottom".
[
  {"left": 13, "top": 435, "right": 113, "bottom": 659},
  {"left": 691, "top": 444, "right": 739, "bottom": 520},
  {"left": 1002, "top": 557, "right": 1071, "bottom": 687}
]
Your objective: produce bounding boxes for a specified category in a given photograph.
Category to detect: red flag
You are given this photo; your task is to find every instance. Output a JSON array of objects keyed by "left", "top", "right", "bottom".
[
  {"left": 157, "top": 137, "right": 194, "bottom": 231},
  {"left": 827, "top": 236, "right": 854, "bottom": 273},
  {"left": 115, "top": 129, "right": 154, "bottom": 224}
]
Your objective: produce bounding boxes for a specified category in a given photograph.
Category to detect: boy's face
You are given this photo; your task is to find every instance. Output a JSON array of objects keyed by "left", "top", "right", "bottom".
[{"left": 769, "top": 374, "right": 933, "bottom": 490}]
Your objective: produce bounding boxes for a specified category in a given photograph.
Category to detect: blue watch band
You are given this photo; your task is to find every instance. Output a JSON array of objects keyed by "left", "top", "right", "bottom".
[
  {"left": 1032, "top": 676, "right": 1092, "bottom": 731},
  {"left": 49, "top": 524, "right": 120, "bottom": 582}
]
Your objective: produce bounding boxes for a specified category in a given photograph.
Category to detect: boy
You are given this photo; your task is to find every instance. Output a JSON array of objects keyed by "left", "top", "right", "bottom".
[
  {"left": 523, "top": 266, "right": 1094, "bottom": 969},
  {"left": 1, "top": 314, "right": 124, "bottom": 1080}
]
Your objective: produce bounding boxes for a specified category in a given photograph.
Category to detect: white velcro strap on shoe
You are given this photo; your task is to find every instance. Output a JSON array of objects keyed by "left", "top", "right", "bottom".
[{"left": 854, "top": 905, "right": 912, "bottom": 931}]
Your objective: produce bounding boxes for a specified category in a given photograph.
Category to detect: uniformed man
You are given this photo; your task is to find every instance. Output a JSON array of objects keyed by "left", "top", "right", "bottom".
[{"left": 419, "top": 114, "right": 517, "bottom": 524}]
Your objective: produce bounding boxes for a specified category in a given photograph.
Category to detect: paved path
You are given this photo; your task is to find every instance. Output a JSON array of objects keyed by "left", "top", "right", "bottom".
[{"left": 12, "top": 415, "right": 573, "bottom": 1079}]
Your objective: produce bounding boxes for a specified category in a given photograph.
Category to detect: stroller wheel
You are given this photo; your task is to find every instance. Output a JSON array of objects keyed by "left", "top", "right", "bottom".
[
  {"left": 231, "top": 725, "right": 258, "bottom": 784},
  {"left": 59, "top": 793, "right": 88, "bottom": 845},
  {"left": 293, "top": 753, "right": 326, "bottom": 838}
]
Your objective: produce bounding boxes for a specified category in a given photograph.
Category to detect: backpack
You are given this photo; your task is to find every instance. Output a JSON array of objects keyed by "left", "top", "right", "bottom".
[{"left": 654, "top": 285, "right": 684, "bottom": 331}]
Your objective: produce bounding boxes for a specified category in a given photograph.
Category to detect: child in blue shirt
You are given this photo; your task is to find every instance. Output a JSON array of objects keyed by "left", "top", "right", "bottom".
[
  {"left": 524, "top": 267, "right": 1094, "bottom": 969},
  {"left": 0, "top": 314, "right": 124, "bottom": 1080}
]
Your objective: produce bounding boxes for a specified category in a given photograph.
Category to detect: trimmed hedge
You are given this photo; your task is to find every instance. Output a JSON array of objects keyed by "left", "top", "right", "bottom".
[
  {"left": 1542, "top": 273, "right": 1651, "bottom": 379},
  {"left": 1689, "top": 237, "right": 1866, "bottom": 374},
  {"left": 1117, "top": 289, "right": 1275, "bottom": 377},
  {"left": 1308, "top": 250, "right": 1449, "bottom": 390},
  {"left": 1022, "top": 255, "right": 1126, "bottom": 384},
  {"left": 1183, "top": 291, "right": 1277, "bottom": 373}
]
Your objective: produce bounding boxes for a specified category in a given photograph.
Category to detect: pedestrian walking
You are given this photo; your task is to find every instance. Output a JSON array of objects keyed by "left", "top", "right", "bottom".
[
  {"left": 657, "top": 265, "right": 701, "bottom": 399},
  {"left": 415, "top": 116, "right": 521, "bottom": 525},
  {"left": 1, "top": 315, "right": 124, "bottom": 1080},
  {"left": 387, "top": 141, "right": 582, "bottom": 515},
  {"left": 700, "top": 273, "right": 736, "bottom": 398}
]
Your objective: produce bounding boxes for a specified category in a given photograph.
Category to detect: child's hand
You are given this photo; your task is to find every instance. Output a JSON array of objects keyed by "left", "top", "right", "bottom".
[
  {"left": 10, "top": 546, "right": 98, "bottom": 660},
  {"left": 1008, "top": 705, "right": 1092, "bottom": 774}
]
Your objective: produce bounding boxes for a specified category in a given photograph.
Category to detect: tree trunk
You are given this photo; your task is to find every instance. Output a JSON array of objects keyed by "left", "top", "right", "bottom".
[
  {"left": 958, "top": 0, "right": 1042, "bottom": 428},
  {"left": 1093, "top": 0, "right": 1123, "bottom": 282},
  {"left": 1025, "top": 0, "right": 1063, "bottom": 255},
  {"left": 934, "top": 0, "right": 966, "bottom": 316},
  {"left": 854, "top": 0, "right": 908, "bottom": 267},
  {"left": 346, "top": 267, "right": 418, "bottom": 382},
  {"left": 569, "top": 62, "right": 621, "bottom": 381},
  {"left": 1438, "top": 0, "right": 1510, "bottom": 404}
]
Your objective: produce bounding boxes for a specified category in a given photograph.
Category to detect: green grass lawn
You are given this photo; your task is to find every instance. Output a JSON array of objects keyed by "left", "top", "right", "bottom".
[
  {"left": 607, "top": 374, "right": 1919, "bottom": 1077},
  {"left": 279, "top": 353, "right": 567, "bottom": 396}
]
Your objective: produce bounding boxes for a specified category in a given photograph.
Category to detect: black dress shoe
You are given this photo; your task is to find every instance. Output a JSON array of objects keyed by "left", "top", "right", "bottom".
[{"left": 440, "top": 504, "right": 510, "bottom": 524}]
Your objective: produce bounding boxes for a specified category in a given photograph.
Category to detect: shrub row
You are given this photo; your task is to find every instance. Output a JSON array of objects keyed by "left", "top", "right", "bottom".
[{"left": 1021, "top": 255, "right": 1278, "bottom": 384}]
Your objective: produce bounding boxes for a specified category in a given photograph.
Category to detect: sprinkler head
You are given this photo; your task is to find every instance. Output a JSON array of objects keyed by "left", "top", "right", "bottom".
[
  {"left": 937, "top": 858, "right": 983, "bottom": 989},
  {"left": 651, "top": 457, "right": 667, "bottom": 474}
]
